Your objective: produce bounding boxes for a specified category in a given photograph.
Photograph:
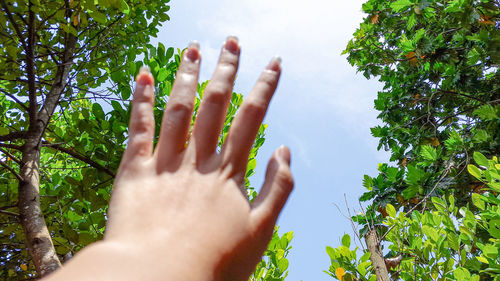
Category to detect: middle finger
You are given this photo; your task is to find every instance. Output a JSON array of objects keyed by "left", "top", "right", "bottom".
[{"left": 188, "top": 36, "right": 240, "bottom": 164}]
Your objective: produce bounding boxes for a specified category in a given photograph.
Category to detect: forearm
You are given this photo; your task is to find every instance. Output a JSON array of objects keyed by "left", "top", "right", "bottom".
[{"left": 43, "top": 240, "right": 216, "bottom": 281}]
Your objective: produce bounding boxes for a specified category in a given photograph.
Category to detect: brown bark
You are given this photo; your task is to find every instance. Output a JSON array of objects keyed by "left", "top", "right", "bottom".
[
  {"left": 18, "top": 25, "right": 78, "bottom": 276},
  {"left": 19, "top": 135, "right": 61, "bottom": 276},
  {"left": 365, "top": 229, "right": 391, "bottom": 281}
]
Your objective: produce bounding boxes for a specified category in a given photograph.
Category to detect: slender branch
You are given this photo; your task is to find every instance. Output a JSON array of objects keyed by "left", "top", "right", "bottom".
[
  {"left": 0, "top": 147, "right": 21, "bottom": 163},
  {"left": 0, "top": 131, "right": 27, "bottom": 141},
  {"left": 0, "top": 209, "right": 19, "bottom": 217},
  {"left": 74, "top": 15, "right": 124, "bottom": 55},
  {"left": 0, "top": 143, "right": 22, "bottom": 150},
  {"left": 43, "top": 142, "right": 115, "bottom": 177},
  {"left": 0, "top": 204, "right": 17, "bottom": 210},
  {"left": 0, "top": 159, "right": 22, "bottom": 181},
  {"left": 0, "top": 88, "right": 29, "bottom": 111},
  {"left": 344, "top": 194, "right": 366, "bottom": 250},
  {"left": 26, "top": 1, "right": 38, "bottom": 126},
  {"left": 437, "top": 89, "right": 486, "bottom": 103}
]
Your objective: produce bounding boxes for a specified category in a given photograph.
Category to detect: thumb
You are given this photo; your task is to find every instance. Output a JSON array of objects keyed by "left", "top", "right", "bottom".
[{"left": 251, "top": 145, "right": 294, "bottom": 226}]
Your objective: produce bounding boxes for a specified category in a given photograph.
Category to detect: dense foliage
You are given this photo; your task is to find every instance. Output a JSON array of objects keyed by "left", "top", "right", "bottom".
[
  {"left": 0, "top": 1, "right": 292, "bottom": 280},
  {"left": 326, "top": 0, "right": 499, "bottom": 280},
  {"left": 345, "top": 0, "right": 499, "bottom": 225},
  {"left": 326, "top": 154, "right": 500, "bottom": 280}
]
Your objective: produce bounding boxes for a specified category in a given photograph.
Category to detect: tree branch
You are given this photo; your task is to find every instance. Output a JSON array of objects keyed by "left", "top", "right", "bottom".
[
  {"left": 26, "top": 0, "right": 38, "bottom": 128},
  {"left": 43, "top": 142, "right": 115, "bottom": 177},
  {"left": 0, "top": 131, "right": 27, "bottom": 141},
  {"left": 0, "top": 88, "right": 29, "bottom": 111},
  {"left": 0, "top": 209, "right": 20, "bottom": 217},
  {"left": 0, "top": 143, "right": 22, "bottom": 150},
  {"left": 37, "top": 33, "right": 77, "bottom": 134},
  {"left": 0, "top": 147, "right": 21, "bottom": 163},
  {"left": 0, "top": 159, "right": 22, "bottom": 181}
]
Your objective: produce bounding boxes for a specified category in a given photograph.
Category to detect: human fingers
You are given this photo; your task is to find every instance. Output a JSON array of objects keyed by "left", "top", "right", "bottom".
[
  {"left": 221, "top": 57, "right": 281, "bottom": 180},
  {"left": 155, "top": 42, "right": 201, "bottom": 169},
  {"left": 251, "top": 146, "right": 293, "bottom": 225},
  {"left": 188, "top": 36, "right": 240, "bottom": 163},
  {"left": 121, "top": 68, "right": 155, "bottom": 167}
]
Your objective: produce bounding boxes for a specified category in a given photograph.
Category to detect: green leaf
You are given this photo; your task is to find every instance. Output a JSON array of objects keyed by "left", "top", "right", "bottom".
[
  {"left": 474, "top": 105, "right": 498, "bottom": 121},
  {"left": 119, "top": 0, "right": 130, "bottom": 14},
  {"left": 471, "top": 193, "right": 485, "bottom": 210},
  {"left": 467, "top": 164, "right": 482, "bottom": 180},
  {"left": 0, "top": 127, "right": 9, "bottom": 135},
  {"left": 420, "top": 145, "right": 437, "bottom": 161},
  {"left": 166, "top": 47, "right": 174, "bottom": 60},
  {"left": 483, "top": 245, "right": 498, "bottom": 259},
  {"left": 157, "top": 68, "right": 169, "bottom": 82},
  {"left": 341, "top": 234, "right": 351, "bottom": 248},
  {"left": 92, "top": 103, "right": 105, "bottom": 120},
  {"left": 447, "top": 232, "right": 460, "bottom": 251},
  {"left": 466, "top": 48, "right": 480, "bottom": 66},
  {"left": 88, "top": 10, "right": 107, "bottom": 24},
  {"left": 454, "top": 267, "right": 471, "bottom": 280},
  {"left": 476, "top": 256, "right": 489, "bottom": 264},
  {"left": 473, "top": 152, "right": 489, "bottom": 168},
  {"left": 407, "top": 13, "right": 417, "bottom": 29},
  {"left": 489, "top": 219, "right": 500, "bottom": 238},
  {"left": 277, "top": 258, "right": 289, "bottom": 273},
  {"left": 386, "top": 203, "right": 396, "bottom": 218},
  {"left": 390, "top": 0, "right": 413, "bottom": 12},
  {"left": 326, "top": 246, "right": 336, "bottom": 260},
  {"left": 445, "top": 0, "right": 463, "bottom": 13}
]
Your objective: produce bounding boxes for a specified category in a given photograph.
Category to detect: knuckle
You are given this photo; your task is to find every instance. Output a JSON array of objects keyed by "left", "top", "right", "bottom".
[
  {"left": 242, "top": 100, "right": 267, "bottom": 118},
  {"left": 218, "top": 54, "right": 239, "bottom": 69},
  {"left": 167, "top": 100, "right": 193, "bottom": 117},
  {"left": 177, "top": 71, "right": 198, "bottom": 83},
  {"left": 204, "top": 85, "right": 231, "bottom": 105},
  {"left": 133, "top": 88, "right": 154, "bottom": 104},
  {"left": 276, "top": 166, "right": 294, "bottom": 190},
  {"left": 259, "top": 71, "right": 279, "bottom": 87},
  {"left": 130, "top": 105, "right": 153, "bottom": 134}
]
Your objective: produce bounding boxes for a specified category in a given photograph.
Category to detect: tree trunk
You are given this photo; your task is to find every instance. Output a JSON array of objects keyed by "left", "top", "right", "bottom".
[
  {"left": 18, "top": 134, "right": 62, "bottom": 276},
  {"left": 365, "top": 229, "right": 390, "bottom": 281},
  {"left": 17, "top": 29, "right": 77, "bottom": 276}
]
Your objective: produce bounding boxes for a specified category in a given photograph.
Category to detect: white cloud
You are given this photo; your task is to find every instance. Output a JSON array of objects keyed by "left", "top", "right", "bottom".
[{"left": 192, "top": 0, "right": 382, "bottom": 128}]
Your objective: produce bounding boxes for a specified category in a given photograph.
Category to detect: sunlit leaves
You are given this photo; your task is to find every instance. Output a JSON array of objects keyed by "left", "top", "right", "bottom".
[
  {"left": 252, "top": 229, "right": 293, "bottom": 281},
  {"left": 390, "top": 0, "right": 412, "bottom": 12}
]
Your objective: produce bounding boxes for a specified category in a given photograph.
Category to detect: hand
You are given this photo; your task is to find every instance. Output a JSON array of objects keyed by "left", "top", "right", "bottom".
[{"left": 47, "top": 37, "right": 293, "bottom": 281}]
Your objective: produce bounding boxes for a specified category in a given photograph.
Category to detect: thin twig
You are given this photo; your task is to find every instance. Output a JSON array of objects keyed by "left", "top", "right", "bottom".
[{"left": 0, "top": 209, "right": 19, "bottom": 217}]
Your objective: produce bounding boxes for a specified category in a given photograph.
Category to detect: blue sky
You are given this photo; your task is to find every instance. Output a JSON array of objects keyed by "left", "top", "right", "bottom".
[{"left": 152, "top": 1, "right": 387, "bottom": 280}]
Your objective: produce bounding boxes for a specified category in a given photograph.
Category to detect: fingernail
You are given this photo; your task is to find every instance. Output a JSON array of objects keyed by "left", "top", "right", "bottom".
[
  {"left": 139, "top": 65, "right": 151, "bottom": 74},
  {"left": 224, "top": 36, "right": 239, "bottom": 54},
  {"left": 186, "top": 40, "right": 200, "bottom": 62},
  {"left": 136, "top": 66, "right": 154, "bottom": 86},
  {"left": 277, "top": 145, "right": 291, "bottom": 165},
  {"left": 266, "top": 56, "right": 282, "bottom": 72}
]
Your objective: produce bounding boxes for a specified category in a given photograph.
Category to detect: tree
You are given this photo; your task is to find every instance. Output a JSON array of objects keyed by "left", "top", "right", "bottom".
[
  {"left": 0, "top": 0, "right": 171, "bottom": 278},
  {"left": 346, "top": 0, "right": 499, "bottom": 218},
  {"left": 326, "top": 0, "right": 499, "bottom": 280},
  {"left": 326, "top": 153, "right": 500, "bottom": 280}
]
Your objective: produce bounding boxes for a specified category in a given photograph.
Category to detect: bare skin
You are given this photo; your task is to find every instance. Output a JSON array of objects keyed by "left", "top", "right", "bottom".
[{"left": 44, "top": 37, "right": 293, "bottom": 281}]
